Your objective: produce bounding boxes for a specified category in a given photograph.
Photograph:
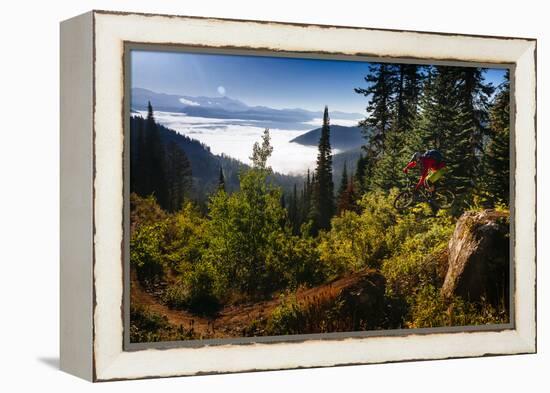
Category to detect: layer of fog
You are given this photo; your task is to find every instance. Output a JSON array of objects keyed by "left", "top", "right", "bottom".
[{"left": 140, "top": 111, "right": 360, "bottom": 175}]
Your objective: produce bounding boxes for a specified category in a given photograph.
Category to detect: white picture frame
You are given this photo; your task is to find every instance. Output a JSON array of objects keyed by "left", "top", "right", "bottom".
[{"left": 60, "top": 10, "right": 536, "bottom": 381}]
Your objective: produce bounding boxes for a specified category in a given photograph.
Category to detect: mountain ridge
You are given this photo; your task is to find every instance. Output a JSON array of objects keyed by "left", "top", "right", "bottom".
[
  {"left": 290, "top": 125, "right": 364, "bottom": 151},
  {"left": 132, "top": 87, "right": 363, "bottom": 129}
]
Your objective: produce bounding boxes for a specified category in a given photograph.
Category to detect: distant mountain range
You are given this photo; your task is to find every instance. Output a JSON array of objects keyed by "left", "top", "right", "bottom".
[
  {"left": 290, "top": 125, "right": 364, "bottom": 151},
  {"left": 132, "top": 87, "right": 363, "bottom": 130}
]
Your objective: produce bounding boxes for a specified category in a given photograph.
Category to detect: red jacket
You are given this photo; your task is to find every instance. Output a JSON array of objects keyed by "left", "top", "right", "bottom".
[{"left": 405, "top": 157, "right": 446, "bottom": 189}]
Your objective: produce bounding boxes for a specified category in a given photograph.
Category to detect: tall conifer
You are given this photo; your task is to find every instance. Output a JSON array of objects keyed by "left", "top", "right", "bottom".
[
  {"left": 310, "top": 107, "right": 335, "bottom": 234},
  {"left": 482, "top": 70, "right": 510, "bottom": 204}
]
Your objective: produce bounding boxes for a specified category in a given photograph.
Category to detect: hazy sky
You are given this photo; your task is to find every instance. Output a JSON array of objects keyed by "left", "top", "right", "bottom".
[{"left": 131, "top": 49, "right": 508, "bottom": 114}]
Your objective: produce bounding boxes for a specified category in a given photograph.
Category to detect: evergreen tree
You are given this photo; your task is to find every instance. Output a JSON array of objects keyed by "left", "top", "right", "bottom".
[
  {"left": 130, "top": 103, "right": 193, "bottom": 212},
  {"left": 130, "top": 115, "right": 146, "bottom": 196},
  {"left": 310, "top": 107, "right": 335, "bottom": 234},
  {"left": 218, "top": 166, "right": 225, "bottom": 192},
  {"left": 371, "top": 126, "right": 409, "bottom": 190},
  {"left": 288, "top": 183, "right": 300, "bottom": 235},
  {"left": 337, "top": 175, "right": 359, "bottom": 215},
  {"left": 354, "top": 154, "right": 366, "bottom": 194},
  {"left": 337, "top": 162, "right": 349, "bottom": 201},
  {"left": 416, "top": 66, "right": 493, "bottom": 202},
  {"left": 396, "top": 64, "right": 424, "bottom": 132},
  {"left": 370, "top": 65, "right": 424, "bottom": 191},
  {"left": 415, "top": 67, "right": 464, "bottom": 187},
  {"left": 164, "top": 141, "right": 192, "bottom": 212},
  {"left": 482, "top": 70, "right": 510, "bottom": 205},
  {"left": 145, "top": 101, "right": 166, "bottom": 204},
  {"left": 354, "top": 63, "right": 397, "bottom": 154},
  {"left": 455, "top": 67, "right": 495, "bottom": 184},
  {"left": 411, "top": 66, "right": 495, "bottom": 205},
  {"left": 280, "top": 194, "right": 286, "bottom": 209},
  {"left": 354, "top": 64, "right": 422, "bottom": 192},
  {"left": 298, "top": 169, "right": 312, "bottom": 233}
]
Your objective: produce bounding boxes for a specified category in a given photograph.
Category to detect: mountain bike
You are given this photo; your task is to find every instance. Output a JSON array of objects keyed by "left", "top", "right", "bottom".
[{"left": 393, "top": 176, "right": 455, "bottom": 212}]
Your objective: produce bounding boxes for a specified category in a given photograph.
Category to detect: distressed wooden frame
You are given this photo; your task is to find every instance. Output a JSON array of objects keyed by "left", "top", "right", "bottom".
[{"left": 60, "top": 10, "right": 537, "bottom": 382}]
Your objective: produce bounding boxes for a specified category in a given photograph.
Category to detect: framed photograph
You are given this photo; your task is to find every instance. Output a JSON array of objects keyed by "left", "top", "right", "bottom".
[{"left": 60, "top": 10, "right": 537, "bottom": 381}]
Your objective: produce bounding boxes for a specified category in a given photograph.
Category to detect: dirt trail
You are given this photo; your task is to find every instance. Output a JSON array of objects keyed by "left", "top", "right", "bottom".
[{"left": 131, "top": 269, "right": 376, "bottom": 338}]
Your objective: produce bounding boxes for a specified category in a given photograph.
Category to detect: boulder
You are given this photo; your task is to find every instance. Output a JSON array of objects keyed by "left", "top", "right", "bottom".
[{"left": 441, "top": 209, "right": 509, "bottom": 307}]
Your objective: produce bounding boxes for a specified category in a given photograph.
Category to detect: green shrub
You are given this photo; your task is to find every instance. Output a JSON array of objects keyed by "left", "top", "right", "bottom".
[
  {"left": 382, "top": 212, "right": 454, "bottom": 299},
  {"left": 205, "top": 168, "right": 302, "bottom": 298},
  {"left": 162, "top": 203, "right": 208, "bottom": 272},
  {"left": 183, "top": 261, "right": 223, "bottom": 314},
  {"left": 163, "top": 261, "right": 223, "bottom": 315},
  {"left": 265, "top": 232, "right": 324, "bottom": 291},
  {"left": 317, "top": 190, "right": 451, "bottom": 280},
  {"left": 408, "top": 285, "right": 509, "bottom": 328},
  {"left": 130, "top": 193, "right": 167, "bottom": 233},
  {"left": 318, "top": 190, "right": 399, "bottom": 276},
  {"left": 130, "top": 221, "right": 167, "bottom": 285},
  {"left": 266, "top": 294, "right": 304, "bottom": 336}
]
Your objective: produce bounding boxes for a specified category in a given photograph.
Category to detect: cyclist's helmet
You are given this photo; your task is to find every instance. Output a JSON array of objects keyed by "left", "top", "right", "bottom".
[{"left": 410, "top": 152, "right": 421, "bottom": 162}]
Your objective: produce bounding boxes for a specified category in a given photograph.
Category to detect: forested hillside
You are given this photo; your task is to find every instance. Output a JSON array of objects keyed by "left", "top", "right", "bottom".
[{"left": 130, "top": 104, "right": 303, "bottom": 207}]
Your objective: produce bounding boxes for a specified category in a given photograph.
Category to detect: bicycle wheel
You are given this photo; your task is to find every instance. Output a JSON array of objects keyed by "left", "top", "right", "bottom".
[
  {"left": 433, "top": 188, "right": 455, "bottom": 209},
  {"left": 394, "top": 190, "right": 415, "bottom": 211}
]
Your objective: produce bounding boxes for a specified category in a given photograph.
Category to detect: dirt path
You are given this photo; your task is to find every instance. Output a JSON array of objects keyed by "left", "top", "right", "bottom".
[{"left": 131, "top": 269, "right": 376, "bottom": 338}]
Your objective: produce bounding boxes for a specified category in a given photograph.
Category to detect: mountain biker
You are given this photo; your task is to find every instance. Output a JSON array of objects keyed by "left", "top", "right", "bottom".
[{"left": 403, "top": 150, "right": 448, "bottom": 192}]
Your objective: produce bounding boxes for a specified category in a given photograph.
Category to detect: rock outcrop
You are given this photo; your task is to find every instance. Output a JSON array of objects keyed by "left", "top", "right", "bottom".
[{"left": 441, "top": 209, "right": 510, "bottom": 307}]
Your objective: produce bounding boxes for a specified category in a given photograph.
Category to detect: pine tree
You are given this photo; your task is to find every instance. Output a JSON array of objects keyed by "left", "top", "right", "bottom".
[
  {"left": 414, "top": 66, "right": 494, "bottom": 204},
  {"left": 455, "top": 67, "right": 495, "bottom": 184},
  {"left": 354, "top": 154, "right": 366, "bottom": 193},
  {"left": 298, "top": 169, "right": 312, "bottom": 232},
  {"left": 482, "top": 70, "right": 510, "bottom": 205},
  {"left": 145, "top": 101, "right": 167, "bottom": 205},
  {"left": 289, "top": 183, "right": 300, "bottom": 235},
  {"left": 130, "top": 103, "right": 192, "bottom": 212},
  {"left": 218, "top": 165, "right": 226, "bottom": 192},
  {"left": 415, "top": 68, "right": 463, "bottom": 186},
  {"left": 310, "top": 106, "right": 335, "bottom": 234},
  {"left": 397, "top": 64, "right": 424, "bottom": 132},
  {"left": 337, "top": 162, "right": 349, "bottom": 201},
  {"left": 164, "top": 141, "right": 192, "bottom": 211},
  {"left": 336, "top": 163, "right": 351, "bottom": 215},
  {"left": 337, "top": 175, "right": 359, "bottom": 215},
  {"left": 130, "top": 116, "right": 146, "bottom": 196},
  {"left": 354, "top": 63, "right": 397, "bottom": 154},
  {"left": 354, "top": 64, "right": 422, "bottom": 192},
  {"left": 346, "top": 176, "right": 359, "bottom": 212},
  {"left": 372, "top": 126, "right": 409, "bottom": 190}
]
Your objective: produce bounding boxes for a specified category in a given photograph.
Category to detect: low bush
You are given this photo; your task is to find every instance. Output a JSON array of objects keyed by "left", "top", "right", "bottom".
[
  {"left": 382, "top": 212, "right": 454, "bottom": 300},
  {"left": 408, "top": 285, "right": 509, "bottom": 328},
  {"left": 265, "top": 290, "right": 347, "bottom": 336},
  {"left": 163, "top": 261, "right": 223, "bottom": 315},
  {"left": 162, "top": 203, "right": 208, "bottom": 272},
  {"left": 318, "top": 190, "right": 400, "bottom": 276},
  {"left": 129, "top": 193, "right": 167, "bottom": 234},
  {"left": 129, "top": 304, "right": 199, "bottom": 343}
]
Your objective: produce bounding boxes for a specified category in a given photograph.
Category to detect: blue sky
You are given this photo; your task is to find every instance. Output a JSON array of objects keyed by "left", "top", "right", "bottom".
[{"left": 131, "top": 50, "right": 508, "bottom": 114}]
